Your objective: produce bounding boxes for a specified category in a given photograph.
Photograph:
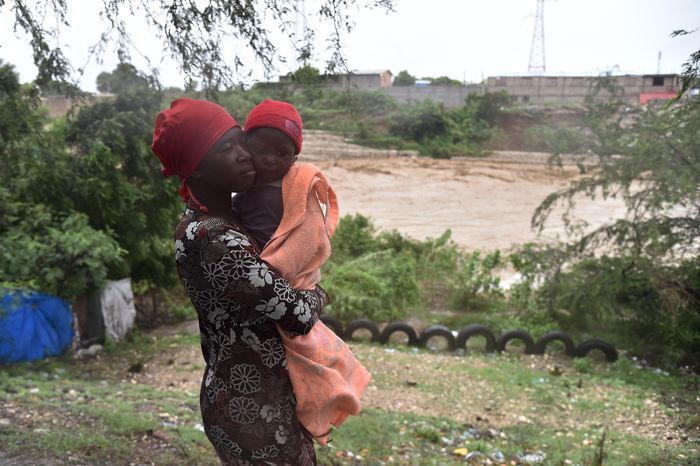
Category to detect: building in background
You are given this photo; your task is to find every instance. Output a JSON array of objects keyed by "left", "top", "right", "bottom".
[
  {"left": 279, "top": 69, "right": 393, "bottom": 90},
  {"left": 487, "top": 74, "right": 682, "bottom": 106},
  {"left": 276, "top": 70, "right": 683, "bottom": 108}
]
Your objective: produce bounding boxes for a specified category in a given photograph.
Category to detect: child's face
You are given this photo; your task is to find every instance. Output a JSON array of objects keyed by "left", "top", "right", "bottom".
[{"left": 245, "top": 128, "right": 296, "bottom": 185}]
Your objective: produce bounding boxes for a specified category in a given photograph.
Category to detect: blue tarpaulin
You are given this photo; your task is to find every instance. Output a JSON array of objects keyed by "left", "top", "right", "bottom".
[{"left": 0, "top": 290, "right": 74, "bottom": 364}]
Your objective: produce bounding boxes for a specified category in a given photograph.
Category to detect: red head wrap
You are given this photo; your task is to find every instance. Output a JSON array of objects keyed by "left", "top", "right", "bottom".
[
  {"left": 151, "top": 98, "right": 240, "bottom": 202},
  {"left": 244, "top": 99, "right": 303, "bottom": 154}
]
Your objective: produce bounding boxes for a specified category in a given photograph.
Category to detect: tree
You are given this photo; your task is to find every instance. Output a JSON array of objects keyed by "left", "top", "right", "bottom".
[
  {"left": 0, "top": 61, "right": 40, "bottom": 153},
  {"left": 63, "top": 64, "right": 182, "bottom": 287},
  {"left": 96, "top": 63, "right": 152, "bottom": 94},
  {"left": 0, "top": 62, "right": 123, "bottom": 299},
  {"left": 37, "top": 80, "right": 82, "bottom": 96},
  {"left": 517, "top": 43, "right": 700, "bottom": 363},
  {"left": 290, "top": 65, "right": 325, "bottom": 101},
  {"left": 532, "top": 75, "right": 700, "bottom": 262},
  {"left": 670, "top": 28, "right": 700, "bottom": 101},
  {"left": 2, "top": 0, "right": 394, "bottom": 90},
  {"left": 426, "top": 76, "right": 461, "bottom": 86},
  {"left": 1, "top": 61, "right": 183, "bottom": 298},
  {"left": 389, "top": 100, "right": 448, "bottom": 142},
  {"left": 291, "top": 65, "right": 323, "bottom": 86},
  {"left": 393, "top": 70, "right": 416, "bottom": 86}
]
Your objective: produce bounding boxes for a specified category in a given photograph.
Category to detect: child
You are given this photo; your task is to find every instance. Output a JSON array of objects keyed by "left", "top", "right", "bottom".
[{"left": 233, "top": 99, "right": 371, "bottom": 444}]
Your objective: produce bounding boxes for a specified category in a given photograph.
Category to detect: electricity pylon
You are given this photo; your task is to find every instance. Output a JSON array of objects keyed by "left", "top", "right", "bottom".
[{"left": 528, "top": 0, "right": 546, "bottom": 73}]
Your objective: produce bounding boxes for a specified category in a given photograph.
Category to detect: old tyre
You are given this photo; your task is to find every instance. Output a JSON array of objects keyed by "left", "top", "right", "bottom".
[
  {"left": 496, "top": 329, "right": 536, "bottom": 354},
  {"left": 455, "top": 325, "right": 497, "bottom": 353},
  {"left": 380, "top": 322, "right": 419, "bottom": 346},
  {"left": 419, "top": 325, "right": 456, "bottom": 351},
  {"left": 319, "top": 315, "right": 344, "bottom": 337},
  {"left": 534, "top": 331, "right": 576, "bottom": 356},
  {"left": 344, "top": 318, "right": 381, "bottom": 343},
  {"left": 575, "top": 339, "right": 618, "bottom": 362}
]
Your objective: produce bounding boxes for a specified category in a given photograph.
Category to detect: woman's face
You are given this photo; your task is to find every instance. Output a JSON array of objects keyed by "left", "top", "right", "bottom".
[{"left": 195, "top": 127, "right": 256, "bottom": 193}]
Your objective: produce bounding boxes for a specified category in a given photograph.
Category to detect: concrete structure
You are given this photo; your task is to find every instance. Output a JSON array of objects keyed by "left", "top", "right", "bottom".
[
  {"left": 383, "top": 84, "right": 482, "bottom": 107},
  {"left": 42, "top": 95, "right": 72, "bottom": 118},
  {"left": 330, "top": 69, "right": 393, "bottom": 89},
  {"left": 301, "top": 129, "right": 418, "bottom": 160},
  {"left": 485, "top": 74, "right": 682, "bottom": 106},
  {"left": 382, "top": 73, "right": 682, "bottom": 107},
  {"left": 276, "top": 69, "right": 683, "bottom": 108},
  {"left": 41, "top": 93, "right": 115, "bottom": 118},
  {"left": 279, "top": 69, "right": 393, "bottom": 90}
]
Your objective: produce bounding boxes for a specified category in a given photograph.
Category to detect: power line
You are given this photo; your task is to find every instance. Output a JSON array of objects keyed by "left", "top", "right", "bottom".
[{"left": 528, "top": 0, "right": 546, "bottom": 73}]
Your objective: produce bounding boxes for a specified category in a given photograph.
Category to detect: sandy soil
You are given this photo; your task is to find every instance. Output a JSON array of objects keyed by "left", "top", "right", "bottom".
[{"left": 313, "top": 155, "right": 628, "bottom": 252}]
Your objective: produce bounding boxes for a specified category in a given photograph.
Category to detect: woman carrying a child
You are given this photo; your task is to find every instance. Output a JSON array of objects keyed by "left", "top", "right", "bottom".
[{"left": 151, "top": 98, "right": 325, "bottom": 465}]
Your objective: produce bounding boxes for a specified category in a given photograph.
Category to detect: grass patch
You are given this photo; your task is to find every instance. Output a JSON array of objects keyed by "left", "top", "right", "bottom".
[
  {"left": 317, "top": 409, "right": 463, "bottom": 465},
  {"left": 1, "top": 334, "right": 698, "bottom": 465},
  {"left": 2, "top": 426, "right": 131, "bottom": 458},
  {"left": 0, "top": 335, "right": 217, "bottom": 465},
  {"left": 317, "top": 409, "right": 700, "bottom": 466},
  {"left": 82, "top": 405, "right": 156, "bottom": 435}
]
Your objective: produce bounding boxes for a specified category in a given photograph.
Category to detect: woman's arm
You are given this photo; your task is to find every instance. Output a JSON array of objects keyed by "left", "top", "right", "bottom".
[{"left": 200, "top": 226, "right": 326, "bottom": 335}]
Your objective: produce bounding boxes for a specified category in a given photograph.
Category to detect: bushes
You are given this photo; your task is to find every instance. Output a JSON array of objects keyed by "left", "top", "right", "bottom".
[
  {"left": 322, "top": 214, "right": 507, "bottom": 323},
  {"left": 387, "top": 94, "right": 505, "bottom": 157},
  {"left": 389, "top": 100, "right": 450, "bottom": 143},
  {"left": 324, "top": 216, "right": 699, "bottom": 368},
  {"left": 0, "top": 189, "right": 123, "bottom": 298},
  {"left": 450, "top": 251, "right": 504, "bottom": 311},
  {"left": 321, "top": 90, "right": 398, "bottom": 117},
  {"left": 509, "top": 243, "right": 700, "bottom": 367},
  {"left": 328, "top": 214, "right": 379, "bottom": 263},
  {"left": 323, "top": 250, "right": 419, "bottom": 323},
  {"left": 1, "top": 62, "right": 184, "bottom": 299},
  {"left": 322, "top": 215, "right": 421, "bottom": 322},
  {"left": 523, "top": 124, "right": 588, "bottom": 154}
]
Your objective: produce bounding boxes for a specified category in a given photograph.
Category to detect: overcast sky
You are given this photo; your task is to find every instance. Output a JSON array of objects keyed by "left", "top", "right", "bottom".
[{"left": 1, "top": 0, "right": 698, "bottom": 91}]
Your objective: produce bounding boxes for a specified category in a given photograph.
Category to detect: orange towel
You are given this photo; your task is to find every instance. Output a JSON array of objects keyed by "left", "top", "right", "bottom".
[
  {"left": 260, "top": 163, "right": 371, "bottom": 445},
  {"left": 261, "top": 163, "right": 339, "bottom": 290}
]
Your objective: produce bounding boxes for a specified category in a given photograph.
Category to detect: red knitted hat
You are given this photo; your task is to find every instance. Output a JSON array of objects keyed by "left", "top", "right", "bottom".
[
  {"left": 151, "top": 98, "right": 239, "bottom": 201},
  {"left": 244, "top": 99, "right": 303, "bottom": 154}
]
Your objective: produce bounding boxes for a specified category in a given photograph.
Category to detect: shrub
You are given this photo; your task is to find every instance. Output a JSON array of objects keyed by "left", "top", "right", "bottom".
[
  {"left": 450, "top": 251, "right": 504, "bottom": 311},
  {"left": 393, "top": 70, "right": 416, "bottom": 86},
  {"left": 321, "top": 90, "right": 398, "bottom": 116},
  {"left": 385, "top": 94, "right": 506, "bottom": 157},
  {"left": 523, "top": 124, "right": 588, "bottom": 154},
  {"left": 509, "top": 243, "right": 700, "bottom": 367},
  {"left": 573, "top": 357, "right": 593, "bottom": 373},
  {"left": 328, "top": 214, "right": 379, "bottom": 263},
  {"left": 324, "top": 215, "right": 510, "bottom": 321},
  {"left": 0, "top": 191, "right": 123, "bottom": 299},
  {"left": 322, "top": 250, "right": 420, "bottom": 323},
  {"left": 418, "top": 137, "right": 456, "bottom": 158},
  {"left": 389, "top": 100, "right": 450, "bottom": 143}
]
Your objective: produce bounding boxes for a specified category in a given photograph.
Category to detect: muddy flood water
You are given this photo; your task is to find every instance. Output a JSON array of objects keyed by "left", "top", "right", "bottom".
[{"left": 316, "top": 153, "right": 628, "bottom": 252}]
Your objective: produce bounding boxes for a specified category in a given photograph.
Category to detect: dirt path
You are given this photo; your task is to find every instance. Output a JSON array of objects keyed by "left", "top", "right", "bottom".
[{"left": 313, "top": 155, "right": 627, "bottom": 252}]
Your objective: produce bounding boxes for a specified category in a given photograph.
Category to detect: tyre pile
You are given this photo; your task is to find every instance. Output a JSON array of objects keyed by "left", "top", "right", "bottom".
[{"left": 320, "top": 316, "right": 618, "bottom": 362}]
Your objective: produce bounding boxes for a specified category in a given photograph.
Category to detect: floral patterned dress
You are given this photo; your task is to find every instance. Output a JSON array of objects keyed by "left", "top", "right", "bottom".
[{"left": 174, "top": 206, "right": 326, "bottom": 465}]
